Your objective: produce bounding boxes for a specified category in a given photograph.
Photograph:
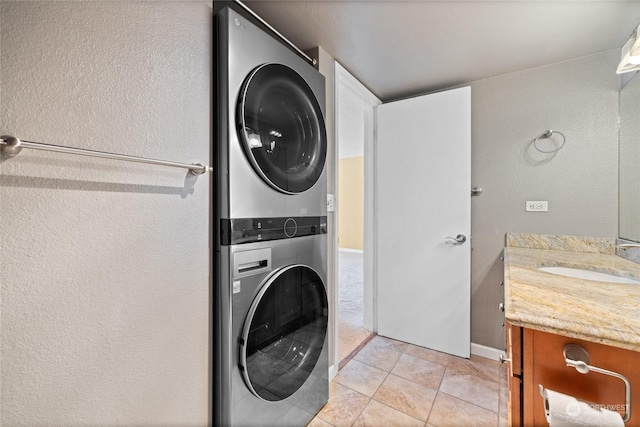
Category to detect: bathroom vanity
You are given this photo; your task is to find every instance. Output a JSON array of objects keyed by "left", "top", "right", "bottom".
[{"left": 503, "top": 233, "right": 640, "bottom": 426}]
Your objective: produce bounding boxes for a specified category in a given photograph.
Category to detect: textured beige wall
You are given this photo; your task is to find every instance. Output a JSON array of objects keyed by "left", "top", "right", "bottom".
[
  {"left": 0, "top": 2, "right": 211, "bottom": 425},
  {"left": 338, "top": 157, "right": 364, "bottom": 250},
  {"left": 470, "top": 51, "right": 620, "bottom": 350}
]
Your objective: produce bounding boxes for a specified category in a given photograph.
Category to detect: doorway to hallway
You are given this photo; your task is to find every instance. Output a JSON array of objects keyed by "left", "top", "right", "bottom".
[{"left": 335, "top": 63, "right": 380, "bottom": 367}]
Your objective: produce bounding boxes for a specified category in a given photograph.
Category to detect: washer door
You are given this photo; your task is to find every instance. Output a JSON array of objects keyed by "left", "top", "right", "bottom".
[
  {"left": 238, "top": 64, "right": 327, "bottom": 194},
  {"left": 240, "top": 265, "right": 328, "bottom": 401}
]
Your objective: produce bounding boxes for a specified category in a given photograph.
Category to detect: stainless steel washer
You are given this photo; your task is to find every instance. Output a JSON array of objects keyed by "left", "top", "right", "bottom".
[{"left": 214, "top": 217, "right": 329, "bottom": 426}]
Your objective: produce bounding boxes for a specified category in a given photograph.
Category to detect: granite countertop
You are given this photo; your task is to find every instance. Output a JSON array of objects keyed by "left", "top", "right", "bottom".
[{"left": 504, "top": 233, "right": 640, "bottom": 351}]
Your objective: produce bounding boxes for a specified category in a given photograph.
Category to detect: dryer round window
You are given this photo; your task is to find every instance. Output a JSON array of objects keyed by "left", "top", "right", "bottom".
[
  {"left": 239, "top": 264, "right": 328, "bottom": 401},
  {"left": 238, "top": 63, "right": 327, "bottom": 194}
]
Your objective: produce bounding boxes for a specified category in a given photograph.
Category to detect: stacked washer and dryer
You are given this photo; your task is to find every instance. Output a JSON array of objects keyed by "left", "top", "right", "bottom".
[{"left": 213, "top": 7, "right": 329, "bottom": 427}]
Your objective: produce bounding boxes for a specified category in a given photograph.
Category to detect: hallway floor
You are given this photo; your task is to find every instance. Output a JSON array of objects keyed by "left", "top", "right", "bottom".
[
  {"left": 338, "top": 250, "right": 372, "bottom": 364},
  {"left": 309, "top": 336, "right": 508, "bottom": 427}
]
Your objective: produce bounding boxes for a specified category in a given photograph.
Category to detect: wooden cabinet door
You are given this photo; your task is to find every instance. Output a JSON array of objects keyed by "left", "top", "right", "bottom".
[
  {"left": 524, "top": 329, "right": 640, "bottom": 426},
  {"left": 506, "top": 323, "right": 523, "bottom": 427}
]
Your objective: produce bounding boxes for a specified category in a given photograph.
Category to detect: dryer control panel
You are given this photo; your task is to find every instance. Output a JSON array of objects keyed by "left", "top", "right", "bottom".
[{"left": 221, "top": 216, "right": 327, "bottom": 245}]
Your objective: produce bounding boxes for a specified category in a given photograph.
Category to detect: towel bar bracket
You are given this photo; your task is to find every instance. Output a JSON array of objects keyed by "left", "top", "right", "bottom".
[{"left": 0, "top": 135, "right": 23, "bottom": 156}]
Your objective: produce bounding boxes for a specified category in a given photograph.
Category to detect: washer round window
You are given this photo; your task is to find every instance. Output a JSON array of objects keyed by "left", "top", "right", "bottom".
[
  {"left": 240, "top": 265, "right": 328, "bottom": 401},
  {"left": 238, "top": 64, "right": 327, "bottom": 194}
]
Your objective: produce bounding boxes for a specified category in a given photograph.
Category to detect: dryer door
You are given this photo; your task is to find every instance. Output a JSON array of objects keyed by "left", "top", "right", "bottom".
[
  {"left": 239, "top": 264, "right": 328, "bottom": 401},
  {"left": 238, "top": 64, "right": 327, "bottom": 194}
]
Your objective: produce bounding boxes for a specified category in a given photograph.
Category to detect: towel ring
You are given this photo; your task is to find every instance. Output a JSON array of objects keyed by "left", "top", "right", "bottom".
[{"left": 534, "top": 130, "right": 566, "bottom": 153}]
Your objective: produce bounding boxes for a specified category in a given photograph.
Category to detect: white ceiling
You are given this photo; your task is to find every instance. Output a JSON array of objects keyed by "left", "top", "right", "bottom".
[{"left": 243, "top": 1, "right": 640, "bottom": 101}]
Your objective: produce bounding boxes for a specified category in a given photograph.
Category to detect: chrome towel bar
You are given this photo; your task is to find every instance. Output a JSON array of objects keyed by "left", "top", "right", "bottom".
[{"left": 0, "top": 135, "right": 212, "bottom": 175}]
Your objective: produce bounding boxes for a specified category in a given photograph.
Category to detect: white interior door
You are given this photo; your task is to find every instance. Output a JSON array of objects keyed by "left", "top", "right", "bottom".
[{"left": 376, "top": 86, "right": 471, "bottom": 358}]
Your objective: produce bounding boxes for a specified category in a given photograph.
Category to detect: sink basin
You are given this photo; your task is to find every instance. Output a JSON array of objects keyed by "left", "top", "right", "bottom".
[{"left": 538, "top": 266, "right": 640, "bottom": 284}]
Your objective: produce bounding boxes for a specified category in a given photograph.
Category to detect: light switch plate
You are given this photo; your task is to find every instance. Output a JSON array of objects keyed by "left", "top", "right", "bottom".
[{"left": 327, "top": 193, "right": 335, "bottom": 212}]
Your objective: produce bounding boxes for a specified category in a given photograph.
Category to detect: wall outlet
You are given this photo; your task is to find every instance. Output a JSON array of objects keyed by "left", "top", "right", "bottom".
[
  {"left": 526, "top": 201, "right": 548, "bottom": 212},
  {"left": 327, "top": 193, "right": 335, "bottom": 212}
]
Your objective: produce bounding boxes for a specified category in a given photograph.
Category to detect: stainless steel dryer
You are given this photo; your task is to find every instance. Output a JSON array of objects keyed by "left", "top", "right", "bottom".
[
  {"left": 215, "top": 7, "right": 327, "bottom": 219},
  {"left": 214, "top": 217, "right": 329, "bottom": 426}
]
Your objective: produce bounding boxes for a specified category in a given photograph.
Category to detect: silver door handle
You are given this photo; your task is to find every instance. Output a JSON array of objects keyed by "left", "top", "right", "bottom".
[{"left": 446, "top": 234, "right": 466, "bottom": 244}]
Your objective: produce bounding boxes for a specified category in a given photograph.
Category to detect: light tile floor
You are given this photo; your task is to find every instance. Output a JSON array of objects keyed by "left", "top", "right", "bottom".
[{"left": 309, "top": 335, "right": 509, "bottom": 427}]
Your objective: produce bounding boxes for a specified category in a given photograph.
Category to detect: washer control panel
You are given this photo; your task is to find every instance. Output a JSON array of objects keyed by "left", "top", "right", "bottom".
[{"left": 221, "top": 216, "right": 327, "bottom": 245}]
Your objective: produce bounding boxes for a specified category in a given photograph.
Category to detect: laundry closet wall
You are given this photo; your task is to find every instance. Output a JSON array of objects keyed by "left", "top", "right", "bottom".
[{"left": 0, "top": 2, "right": 211, "bottom": 425}]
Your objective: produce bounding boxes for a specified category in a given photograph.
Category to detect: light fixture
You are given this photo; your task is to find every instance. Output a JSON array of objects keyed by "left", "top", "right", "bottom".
[{"left": 617, "top": 23, "right": 640, "bottom": 74}]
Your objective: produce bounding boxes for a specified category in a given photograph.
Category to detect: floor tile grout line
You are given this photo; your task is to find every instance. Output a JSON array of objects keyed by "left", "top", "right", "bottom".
[
  {"left": 370, "top": 375, "right": 438, "bottom": 425},
  {"left": 393, "top": 351, "right": 448, "bottom": 393},
  {"left": 405, "top": 345, "right": 452, "bottom": 369},
  {"left": 348, "top": 394, "right": 372, "bottom": 427},
  {"left": 347, "top": 357, "right": 395, "bottom": 426},
  {"left": 437, "top": 388, "right": 501, "bottom": 417},
  {"left": 373, "top": 344, "right": 442, "bottom": 425},
  {"left": 404, "top": 346, "right": 452, "bottom": 369},
  {"left": 437, "top": 378, "right": 500, "bottom": 414},
  {"left": 352, "top": 349, "right": 402, "bottom": 373},
  {"left": 367, "top": 398, "right": 429, "bottom": 425},
  {"left": 431, "top": 352, "right": 452, "bottom": 393},
  {"left": 316, "top": 382, "right": 370, "bottom": 427},
  {"left": 333, "top": 358, "right": 389, "bottom": 425},
  {"left": 424, "top": 390, "right": 440, "bottom": 426},
  {"left": 369, "top": 366, "right": 391, "bottom": 400},
  {"left": 438, "top": 359, "right": 503, "bottom": 412}
]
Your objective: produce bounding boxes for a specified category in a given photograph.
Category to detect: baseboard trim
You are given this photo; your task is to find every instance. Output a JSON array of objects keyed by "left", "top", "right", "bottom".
[
  {"left": 328, "top": 364, "right": 338, "bottom": 381},
  {"left": 338, "top": 248, "right": 364, "bottom": 254},
  {"left": 331, "top": 342, "right": 503, "bottom": 372},
  {"left": 471, "top": 342, "right": 506, "bottom": 362}
]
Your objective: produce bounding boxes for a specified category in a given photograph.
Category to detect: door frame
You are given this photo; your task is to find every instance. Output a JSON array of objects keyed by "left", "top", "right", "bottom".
[{"left": 331, "top": 63, "right": 381, "bottom": 376}]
